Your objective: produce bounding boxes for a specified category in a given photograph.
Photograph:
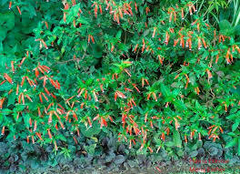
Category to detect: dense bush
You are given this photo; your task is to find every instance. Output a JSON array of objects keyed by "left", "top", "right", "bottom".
[{"left": 0, "top": 0, "right": 240, "bottom": 171}]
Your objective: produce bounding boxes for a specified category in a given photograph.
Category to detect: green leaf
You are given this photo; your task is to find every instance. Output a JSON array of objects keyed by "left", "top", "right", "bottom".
[
  {"left": 56, "top": 134, "right": 67, "bottom": 142},
  {"left": 219, "top": 20, "right": 234, "bottom": 36},
  {"left": 116, "top": 30, "right": 122, "bottom": 39},
  {"left": 0, "top": 0, "right": 8, "bottom": 6},
  {"left": 160, "top": 84, "right": 170, "bottom": 97},
  {"left": 225, "top": 138, "right": 238, "bottom": 148},
  {"left": 190, "top": 150, "right": 198, "bottom": 157},
  {"left": 238, "top": 139, "right": 240, "bottom": 156},
  {"left": 234, "top": 25, "right": 240, "bottom": 36},
  {"left": 219, "top": 21, "right": 231, "bottom": 31},
  {"left": 232, "top": 122, "right": 239, "bottom": 132},
  {"left": 0, "top": 27, "right": 7, "bottom": 41},
  {"left": 114, "top": 155, "right": 125, "bottom": 165},
  {"left": 0, "top": 81, "right": 12, "bottom": 91},
  {"left": 208, "top": 147, "right": 218, "bottom": 156},
  {"left": 7, "top": 92, "right": 16, "bottom": 106},
  {"left": 80, "top": 121, "right": 101, "bottom": 138},
  {"left": 84, "top": 144, "right": 96, "bottom": 155},
  {"left": 0, "top": 12, "right": 15, "bottom": 31},
  {"left": 173, "top": 129, "right": 182, "bottom": 148}
]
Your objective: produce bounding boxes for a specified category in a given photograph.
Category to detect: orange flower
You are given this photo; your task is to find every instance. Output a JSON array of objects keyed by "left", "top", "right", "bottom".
[
  {"left": 39, "top": 93, "right": 43, "bottom": 103},
  {"left": 4, "top": 73, "right": 13, "bottom": 84},
  {"left": 165, "top": 31, "right": 170, "bottom": 45},
  {"left": 116, "top": 91, "right": 126, "bottom": 99},
  {"left": 135, "top": 2, "right": 138, "bottom": 12},
  {"left": 84, "top": 90, "right": 88, "bottom": 99},
  {"left": 91, "top": 35, "right": 95, "bottom": 44},
  {"left": 158, "top": 55, "right": 163, "bottom": 65},
  {"left": 219, "top": 127, "right": 223, "bottom": 133},
  {"left": 45, "top": 21, "right": 49, "bottom": 29},
  {"left": 88, "top": 35, "right": 91, "bottom": 43},
  {"left": 92, "top": 90, "right": 98, "bottom": 102},
  {"left": 21, "top": 93, "right": 25, "bottom": 104},
  {"left": 17, "top": 6, "right": 21, "bottom": 15},
  {"left": 180, "top": 35, "right": 184, "bottom": 48},
  {"left": 73, "top": 112, "right": 78, "bottom": 121},
  {"left": 36, "top": 132, "right": 43, "bottom": 141},
  {"left": 31, "top": 136, "right": 35, "bottom": 144},
  {"left": 152, "top": 27, "right": 156, "bottom": 38},
  {"left": 188, "top": 4, "right": 192, "bottom": 15},
  {"left": 206, "top": 69, "right": 212, "bottom": 79},
  {"left": 169, "top": 12, "right": 172, "bottom": 22},
  {"left": 188, "top": 38, "right": 192, "bottom": 50},
  {"left": 174, "top": 118, "right": 180, "bottom": 130},
  {"left": 226, "top": 48, "right": 231, "bottom": 64},
  {"left": 161, "top": 132, "right": 165, "bottom": 141},
  {"left": 87, "top": 117, "right": 92, "bottom": 127},
  {"left": 11, "top": 61, "right": 15, "bottom": 73},
  {"left": 184, "top": 74, "right": 189, "bottom": 89},
  {"left": 145, "top": 79, "right": 149, "bottom": 85},
  {"left": 35, "top": 68, "right": 39, "bottom": 77},
  {"left": 41, "top": 92, "right": 48, "bottom": 102},
  {"left": 0, "top": 80, "right": 6, "bottom": 86},
  {"left": 100, "top": 117, "right": 107, "bottom": 128},
  {"left": 184, "top": 135, "right": 187, "bottom": 143},
  {"left": 181, "top": 8, "right": 184, "bottom": 19},
  {"left": 25, "top": 94, "right": 33, "bottom": 102},
  {"left": 0, "top": 98, "right": 6, "bottom": 109},
  {"left": 33, "top": 121, "right": 37, "bottom": 131},
  {"left": 119, "top": 7, "right": 123, "bottom": 19},
  {"left": 195, "top": 87, "right": 200, "bottom": 95},
  {"left": 174, "top": 74, "right": 179, "bottom": 79},
  {"left": 111, "top": 44, "right": 114, "bottom": 52},
  {"left": 47, "top": 129, "right": 52, "bottom": 139},
  {"left": 59, "top": 120, "right": 65, "bottom": 129},
  {"left": 124, "top": 69, "right": 131, "bottom": 77},
  {"left": 48, "top": 112, "right": 52, "bottom": 124},
  {"left": 134, "top": 44, "right": 138, "bottom": 53},
  {"left": 215, "top": 54, "right": 219, "bottom": 64},
  {"left": 142, "top": 39, "right": 145, "bottom": 53},
  {"left": 197, "top": 37, "right": 202, "bottom": 50},
  {"left": 9, "top": 1, "right": 12, "bottom": 9},
  {"left": 44, "top": 87, "right": 50, "bottom": 96},
  {"left": 132, "top": 83, "right": 140, "bottom": 93},
  {"left": 41, "top": 39, "right": 48, "bottom": 49},
  {"left": 191, "top": 19, "right": 198, "bottom": 26},
  {"left": 146, "top": 7, "right": 150, "bottom": 15},
  {"left": 80, "top": 103, "right": 84, "bottom": 109},
  {"left": 198, "top": 133, "right": 201, "bottom": 141},
  {"left": 54, "top": 141, "right": 58, "bottom": 151},
  {"left": 1, "top": 126, "right": 5, "bottom": 135},
  {"left": 201, "top": 38, "right": 207, "bottom": 48},
  {"left": 148, "top": 146, "right": 153, "bottom": 153},
  {"left": 173, "top": 39, "right": 179, "bottom": 47},
  {"left": 142, "top": 78, "right": 145, "bottom": 87}
]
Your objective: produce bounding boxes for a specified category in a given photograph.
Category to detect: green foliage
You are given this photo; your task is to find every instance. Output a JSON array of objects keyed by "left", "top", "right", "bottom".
[{"left": 0, "top": 0, "right": 239, "bottom": 172}]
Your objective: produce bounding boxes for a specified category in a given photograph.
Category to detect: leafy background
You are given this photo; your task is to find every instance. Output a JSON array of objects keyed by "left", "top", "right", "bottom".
[{"left": 0, "top": 0, "right": 240, "bottom": 173}]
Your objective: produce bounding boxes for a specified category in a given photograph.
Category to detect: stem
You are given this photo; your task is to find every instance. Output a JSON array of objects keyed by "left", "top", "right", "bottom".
[
  {"left": 234, "top": 11, "right": 240, "bottom": 26},
  {"left": 210, "top": 12, "right": 220, "bottom": 24},
  {"left": 231, "top": 0, "right": 237, "bottom": 25},
  {"left": 234, "top": 0, "right": 240, "bottom": 26},
  {"left": 197, "top": 0, "right": 205, "bottom": 14}
]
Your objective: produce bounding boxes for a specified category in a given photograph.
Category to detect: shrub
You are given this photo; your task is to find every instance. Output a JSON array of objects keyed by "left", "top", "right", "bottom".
[{"left": 0, "top": 0, "right": 240, "bottom": 160}]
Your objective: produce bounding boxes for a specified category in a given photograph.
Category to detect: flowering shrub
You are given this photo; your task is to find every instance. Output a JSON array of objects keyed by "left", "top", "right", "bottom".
[{"left": 0, "top": 0, "right": 240, "bottom": 159}]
